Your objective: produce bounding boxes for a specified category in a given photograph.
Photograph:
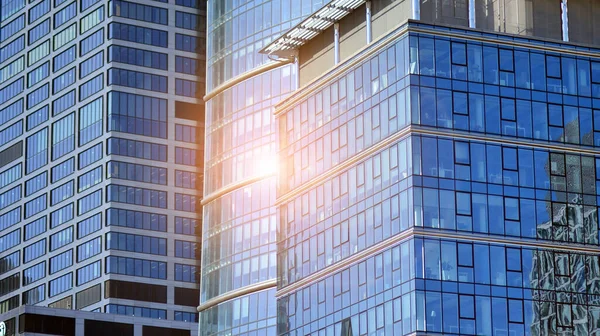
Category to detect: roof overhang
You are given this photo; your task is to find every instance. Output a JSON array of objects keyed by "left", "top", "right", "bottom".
[{"left": 259, "top": 0, "right": 366, "bottom": 59}]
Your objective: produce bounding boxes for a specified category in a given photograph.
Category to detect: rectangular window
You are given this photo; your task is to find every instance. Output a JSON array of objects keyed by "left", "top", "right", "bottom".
[
  {"left": 175, "top": 56, "right": 199, "bottom": 75},
  {"left": 0, "top": 55, "right": 24, "bottom": 84},
  {"left": 77, "top": 236, "right": 101, "bottom": 262},
  {"left": 50, "top": 180, "right": 74, "bottom": 206},
  {"left": 175, "top": 216, "right": 202, "bottom": 236},
  {"left": 106, "top": 208, "right": 166, "bottom": 232},
  {"left": 76, "top": 260, "right": 101, "bottom": 285},
  {"left": 107, "top": 45, "right": 167, "bottom": 70},
  {"left": 22, "top": 284, "right": 45, "bottom": 305},
  {"left": 48, "top": 272, "right": 72, "bottom": 297},
  {"left": 174, "top": 263, "right": 198, "bottom": 283},
  {"left": 25, "top": 127, "right": 48, "bottom": 174},
  {"left": 81, "top": 0, "right": 101, "bottom": 12},
  {"left": 51, "top": 113, "right": 75, "bottom": 160},
  {"left": 175, "top": 33, "right": 202, "bottom": 53},
  {"left": 106, "top": 232, "right": 166, "bottom": 256},
  {"left": 24, "top": 216, "right": 46, "bottom": 241},
  {"left": 0, "top": 35, "right": 25, "bottom": 64},
  {"left": 107, "top": 91, "right": 167, "bottom": 138},
  {"left": 28, "top": 0, "right": 50, "bottom": 24},
  {"left": 175, "top": 147, "right": 198, "bottom": 165},
  {"left": 0, "top": 120, "right": 22, "bottom": 148},
  {"left": 0, "top": 229, "right": 20, "bottom": 254},
  {"left": 27, "top": 61, "right": 49, "bottom": 87},
  {"left": 78, "top": 166, "right": 102, "bottom": 193},
  {"left": 108, "top": 22, "right": 167, "bottom": 47},
  {"left": 77, "top": 189, "right": 102, "bottom": 215},
  {"left": 0, "top": 164, "right": 21, "bottom": 190},
  {"left": 49, "top": 249, "right": 73, "bottom": 274},
  {"left": 27, "top": 39, "right": 49, "bottom": 66},
  {"left": 110, "top": 1, "right": 167, "bottom": 25},
  {"left": 23, "top": 239, "right": 46, "bottom": 263},
  {"left": 107, "top": 137, "right": 167, "bottom": 162},
  {"left": 0, "top": 77, "right": 24, "bottom": 106},
  {"left": 0, "top": 206, "right": 20, "bottom": 232},
  {"left": 0, "top": 98, "right": 23, "bottom": 125},
  {"left": 77, "top": 212, "right": 101, "bottom": 238},
  {"left": 0, "top": 251, "right": 20, "bottom": 276},
  {"left": 52, "top": 67, "right": 75, "bottom": 94},
  {"left": 27, "top": 82, "right": 48, "bottom": 109},
  {"left": 175, "top": 78, "right": 198, "bottom": 97},
  {"left": 52, "top": 89, "right": 75, "bottom": 116},
  {"left": 107, "top": 161, "right": 166, "bottom": 185},
  {"left": 0, "top": 185, "right": 21, "bottom": 211},
  {"left": 175, "top": 11, "right": 201, "bottom": 30},
  {"left": 51, "top": 157, "right": 74, "bottom": 183},
  {"left": 78, "top": 142, "right": 102, "bottom": 169},
  {"left": 0, "top": 14, "right": 25, "bottom": 43},
  {"left": 80, "top": 28, "right": 103, "bottom": 56},
  {"left": 174, "top": 193, "right": 198, "bottom": 212},
  {"left": 106, "top": 184, "right": 167, "bottom": 209},
  {"left": 174, "top": 240, "right": 198, "bottom": 259},
  {"left": 79, "top": 50, "right": 103, "bottom": 78},
  {"left": 80, "top": 6, "right": 104, "bottom": 34},
  {"left": 24, "top": 194, "right": 47, "bottom": 219},
  {"left": 27, "top": 18, "right": 50, "bottom": 45},
  {"left": 52, "top": 45, "right": 76, "bottom": 72},
  {"left": 79, "top": 73, "right": 103, "bottom": 101},
  {"left": 106, "top": 256, "right": 166, "bottom": 279},
  {"left": 25, "top": 171, "right": 47, "bottom": 196},
  {"left": 49, "top": 226, "right": 73, "bottom": 251},
  {"left": 53, "top": 2, "right": 76, "bottom": 28},
  {"left": 175, "top": 170, "right": 199, "bottom": 189},
  {"left": 52, "top": 23, "right": 76, "bottom": 51},
  {"left": 50, "top": 203, "right": 73, "bottom": 229},
  {"left": 107, "top": 68, "right": 167, "bottom": 93},
  {"left": 78, "top": 96, "right": 102, "bottom": 145}
]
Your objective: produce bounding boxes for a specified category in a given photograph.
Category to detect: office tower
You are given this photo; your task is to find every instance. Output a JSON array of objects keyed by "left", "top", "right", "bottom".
[
  {"left": 198, "top": 1, "right": 331, "bottom": 335},
  {"left": 264, "top": 0, "right": 600, "bottom": 335},
  {"left": 0, "top": 0, "right": 205, "bottom": 334}
]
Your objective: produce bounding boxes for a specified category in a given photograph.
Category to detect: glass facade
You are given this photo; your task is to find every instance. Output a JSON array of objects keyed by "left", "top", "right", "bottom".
[
  {"left": 200, "top": 1, "right": 325, "bottom": 335},
  {"left": 276, "top": 20, "right": 600, "bottom": 336},
  {"left": 0, "top": 0, "right": 205, "bottom": 327}
]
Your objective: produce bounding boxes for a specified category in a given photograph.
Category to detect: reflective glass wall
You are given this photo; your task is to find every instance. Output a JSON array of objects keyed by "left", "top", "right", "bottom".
[
  {"left": 277, "top": 22, "right": 600, "bottom": 335},
  {"left": 200, "top": 0, "right": 325, "bottom": 335},
  {"left": 0, "top": 0, "right": 205, "bottom": 328}
]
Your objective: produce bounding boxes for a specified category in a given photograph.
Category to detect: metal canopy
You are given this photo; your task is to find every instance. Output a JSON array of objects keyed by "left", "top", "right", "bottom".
[{"left": 259, "top": 0, "right": 366, "bottom": 58}]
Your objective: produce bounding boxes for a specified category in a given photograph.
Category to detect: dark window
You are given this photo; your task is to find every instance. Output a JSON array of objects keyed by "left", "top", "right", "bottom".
[
  {"left": 174, "top": 287, "right": 199, "bottom": 307},
  {"left": 104, "top": 280, "right": 167, "bottom": 303},
  {"left": 18, "top": 314, "right": 75, "bottom": 336},
  {"left": 84, "top": 320, "right": 133, "bottom": 336}
]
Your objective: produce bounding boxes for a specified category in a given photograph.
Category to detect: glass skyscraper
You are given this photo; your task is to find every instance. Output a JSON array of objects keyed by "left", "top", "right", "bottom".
[
  {"left": 0, "top": 0, "right": 205, "bottom": 332},
  {"left": 199, "top": 1, "right": 331, "bottom": 335},
  {"left": 261, "top": 0, "right": 600, "bottom": 335}
]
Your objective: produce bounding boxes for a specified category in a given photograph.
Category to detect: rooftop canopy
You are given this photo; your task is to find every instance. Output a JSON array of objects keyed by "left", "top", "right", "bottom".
[{"left": 259, "top": 0, "right": 366, "bottom": 58}]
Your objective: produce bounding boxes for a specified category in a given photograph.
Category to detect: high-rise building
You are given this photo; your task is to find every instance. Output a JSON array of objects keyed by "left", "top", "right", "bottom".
[
  {"left": 0, "top": 0, "right": 205, "bottom": 334},
  {"left": 199, "top": 1, "right": 329, "bottom": 335},
  {"left": 259, "top": 0, "right": 600, "bottom": 335}
]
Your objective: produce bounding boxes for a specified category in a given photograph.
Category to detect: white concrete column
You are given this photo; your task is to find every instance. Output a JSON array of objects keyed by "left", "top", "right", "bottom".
[
  {"left": 411, "top": 0, "right": 420, "bottom": 20},
  {"left": 334, "top": 23, "right": 340, "bottom": 64},
  {"left": 366, "top": 1, "right": 372, "bottom": 43},
  {"left": 293, "top": 51, "right": 300, "bottom": 90},
  {"left": 561, "top": 0, "right": 569, "bottom": 41},
  {"left": 468, "top": 0, "right": 476, "bottom": 28}
]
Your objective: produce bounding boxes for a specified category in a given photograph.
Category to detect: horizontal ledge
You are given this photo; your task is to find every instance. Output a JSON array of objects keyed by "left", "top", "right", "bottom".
[
  {"left": 276, "top": 227, "right": 600, "bottom": 297},
  {"left": 197, "top": 279, "right": 277, "bottom": 312},
  {"left": 276, "top": 125, "right": 600, "bottom": 205},
  {"left": 202, "top": 173, "right": 276, "bottom": 205},
  {"left": 204, "top": 60, "right": 293, "bottom": 102}
]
